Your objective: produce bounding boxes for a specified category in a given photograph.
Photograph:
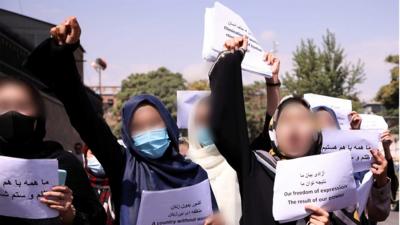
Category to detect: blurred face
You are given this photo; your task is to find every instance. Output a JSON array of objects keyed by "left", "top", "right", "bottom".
[
  {"left": 130, "top": 104, "right": 166, "bottom": 136},
  {"left": 275, "top": 103, "right": 315, "bottom": 158},
  {"left": 315, "top": 110, "right": 338, "bottom": 129},
  {"left": 194, "top": 100, "right": 210, "bottom": 128},
  {"left": 0, "top": 83, "right": 37, "bottom": 117}
]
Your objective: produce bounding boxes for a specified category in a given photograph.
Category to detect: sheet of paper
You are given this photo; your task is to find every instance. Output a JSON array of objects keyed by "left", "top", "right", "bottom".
[
  {"left": 0, "top": 156, "right": 59, "bottom": 219},
  {"left": 304, "top": 93, "right": 352, "bottom": 129},
  {"left": 322, "top": 129, "right": 380, "bottom": 172},
  {"left": 136, "top": 179, "right": 213, "bottom": 225},
  {"left": 177, "top": 90, "right": 210, "bottom": 129},
  {"left": 360, "top": 114, "right": 388, "bottom": 131},
  {"left": 202, "top": 2, "right": 272, "bottom": 77},
  {"left": 357, "top": 171, "right": 373, "bottom": 215},
  {"left": 273, "top": 151, "right": 357, "bottom": 222}
]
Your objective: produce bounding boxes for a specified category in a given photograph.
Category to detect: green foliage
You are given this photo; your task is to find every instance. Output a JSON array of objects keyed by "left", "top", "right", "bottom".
[
  {"left": 375, "top": 55, "right": 399, "bottom": 110},
  {"left": 283, "top": 30, "right": 365, "bottom": 102},
  {"left": 243, "top": 82, "right": 268, "bottom": 140},
  {"left": 111, "top": 67, "right": 186, "bottom": 137},
  {"left": 375, "top": 55, "right": 399, "bottom": 133},
  {"left": 186, "top": 79, "right": 210, "bottom": 90}
]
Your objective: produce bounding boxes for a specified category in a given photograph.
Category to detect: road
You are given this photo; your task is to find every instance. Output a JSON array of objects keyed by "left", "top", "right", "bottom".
[{"left": 379, "top": 211, "right": 399, "bottom": 225}]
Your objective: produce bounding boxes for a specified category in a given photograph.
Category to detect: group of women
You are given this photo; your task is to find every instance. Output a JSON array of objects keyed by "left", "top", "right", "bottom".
[{"left": 0, "top": 16, "right": 396, "bottom": 225}]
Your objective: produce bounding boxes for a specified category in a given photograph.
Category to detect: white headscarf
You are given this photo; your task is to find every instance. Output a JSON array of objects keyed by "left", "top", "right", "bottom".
[{"left": 187, "top": 95, "right": 242, "bottom": 225}]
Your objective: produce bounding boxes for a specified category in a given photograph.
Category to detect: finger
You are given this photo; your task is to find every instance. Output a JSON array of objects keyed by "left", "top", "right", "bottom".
[
  {"left": 310, "top": 214, "right": 329, "bottom": 223},
  {"left": 309, "top": 217, "right": 325, "bottom": 225},
  {"left": 305, "top": 204, "right": 329, "bottom": 217},
  {"left": 242, "top": 35, "right": 248, "bottom": 50},
  {"left": 39, "top": 197, "right": 64, "bottom": 206},
  {"left": 43, "top": 191, "right": 66, "bottom": 199},
  {"left": 49, "top": 204, "right": 69, "bottom": 212},
  {"left": 51, "top": 186, "right": 71, "bottom": 194}
]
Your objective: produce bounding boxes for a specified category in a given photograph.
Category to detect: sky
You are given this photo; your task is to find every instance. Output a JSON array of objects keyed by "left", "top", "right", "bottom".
[{"left": 1, "top": 0, "right": 398, "bottom": 101}]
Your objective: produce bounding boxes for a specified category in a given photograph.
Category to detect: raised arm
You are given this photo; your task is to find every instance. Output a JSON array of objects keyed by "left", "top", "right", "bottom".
[
  {"left": 24, "top": 17, "right": 125, "bottom": 184},
  {"left": 209, "top": 36, "right": 251, "bottom": 173},
  {"left": 250, "top": 53, "right": 280, "bottom": 151}
]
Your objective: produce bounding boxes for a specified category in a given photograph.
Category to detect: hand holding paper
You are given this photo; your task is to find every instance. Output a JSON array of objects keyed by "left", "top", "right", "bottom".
[
  {"left": 321, "top": 129, "right": 380, "bottom": 172},
  {"left": 203, "top": 2, "right": 272, "bottom": 77},
  {"left": 0, "top": 156, "right": 59, "bottom": 219},
  {"left": 272, "top": 151, "right": 357, "bottom": 222}
]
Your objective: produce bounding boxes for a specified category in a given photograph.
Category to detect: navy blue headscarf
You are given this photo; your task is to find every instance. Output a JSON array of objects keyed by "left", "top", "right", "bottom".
[
  {"left": 119, "top": 94, "right": 213, "bottom": 225},
  {"left": 312, "top": 106, "right": 341, "bottom": 129}
]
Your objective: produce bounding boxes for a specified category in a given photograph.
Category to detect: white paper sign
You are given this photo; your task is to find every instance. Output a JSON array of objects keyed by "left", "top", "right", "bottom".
[
  {"left": 322, "top": 130, "right": 380, "bottom": 172},
  {"left": 0, "top": 156, "right": 59, "bottom": 219},
  {"left": 136, "top": 180, "right": 213, "bottom": 225},
  {"left": 356, "top": 171, "right": 373, "bottom": 215},
  {"left": 360, "top": 114, "right": 388, "bottom": 131},
  {"left": 304, "top": 93, "right": 352, "bottom": 129},
  {"left": 273, "top": 151, "right": 357, "bottom": 222},
  {"left": 202, "top": 2, "right": 272, "bottom": 77},
  {"left": 177, "top": 90, "right": 210, "bottom": 129}
]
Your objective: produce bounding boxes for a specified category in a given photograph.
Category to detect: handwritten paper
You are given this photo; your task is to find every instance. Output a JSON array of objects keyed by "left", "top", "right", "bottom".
[
  {"left": 322, "top": 130, "right": 380, "bottom": 172},
  {"left": 273, "top": 151, "right": 357, "bottom": 222},
  {"left": 136, "top": 180, "right": 213, "bottom": 225},
  {"left": 360, "top": 114, "right": 388, "bottom": 131},
  {"left": 0, "top": 156, "right": 59, "bottom": 219},
  {"left": 357, "top": 171, "right": 373, "bottom": 215},
  {"left": 304, "top": 93, "right": 352, "bottom": 129},
  {"left": 202, "top": 2, "right": 272, "bottom": 77},
  {"left": 177, "top": 90, "right": 210, "bottom": 129}
]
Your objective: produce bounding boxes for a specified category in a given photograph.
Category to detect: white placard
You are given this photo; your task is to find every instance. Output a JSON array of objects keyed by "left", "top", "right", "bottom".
[
  {"left": 273, "top": 151, "right": 357, "bottom": 222},
  {"left": 304, "top": 93, "right": 352, "bottom": 129},
  {"left": 360, "top": 114, "right": 388, "bottom": 131},
  {"left": 357, "top": 171, "right": 374, "bottom": 215},
  {"left": 136, "top": 180, "right": 213, "bottom": 225},
  {"left": 0, "top": 156, "right": 59, "bottom": 219},
  {"left": 177, "top": 90, "right": 210, "bottom": 129},
  {"left": 202, "top": 2, "right": 272, "bottom": 77},
  {"left": 322, "top": 129, "right": 380, "bottom": 172}
]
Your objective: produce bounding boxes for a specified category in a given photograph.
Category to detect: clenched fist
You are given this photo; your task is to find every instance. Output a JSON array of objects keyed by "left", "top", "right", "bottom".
[{"left": 50, "top": 16, "right": 81, "bottom": 45}]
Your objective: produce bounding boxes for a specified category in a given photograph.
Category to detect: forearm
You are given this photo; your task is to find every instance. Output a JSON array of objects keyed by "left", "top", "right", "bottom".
[{"left": 209, "top": 50, "right": 250, "bottom": 172}]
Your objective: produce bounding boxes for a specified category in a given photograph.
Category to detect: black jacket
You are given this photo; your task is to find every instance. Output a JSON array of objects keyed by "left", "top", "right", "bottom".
[{"left": 209, "top": 50, "right": 296, "bottom": 225}]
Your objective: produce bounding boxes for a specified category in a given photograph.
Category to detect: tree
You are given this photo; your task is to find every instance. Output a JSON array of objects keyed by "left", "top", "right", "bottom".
[
  {"left": 283, "top": 30, "right": 365, "bottom": 102},
  {"left": 375, "top": 55, "right": 399, "bottom": 133},
  {"left": 111, "top": 67, "right": 186, "bottom": 136},
  {"left": 186, "top": 79, "right": 210, "bottom": 90},
  {"left": 375, "top": 55, "right": 399, "bottom": 109}
]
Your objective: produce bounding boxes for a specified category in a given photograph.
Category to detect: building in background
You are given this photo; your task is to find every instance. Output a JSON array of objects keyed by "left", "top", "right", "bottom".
[{"left": 0, "top": 8, "right": 103, "bottom": 151}]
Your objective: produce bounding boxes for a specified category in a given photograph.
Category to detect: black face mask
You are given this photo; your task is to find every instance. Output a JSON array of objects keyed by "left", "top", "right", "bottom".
[{"left": 0, "top": 111, "right": 37, "bottom": 144}]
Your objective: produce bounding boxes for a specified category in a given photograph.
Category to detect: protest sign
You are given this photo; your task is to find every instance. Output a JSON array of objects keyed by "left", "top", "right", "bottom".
[
  {"left": 177, "top": 90, "right": 210, "bottom": 129},
  {"left": 202, "top": 2, "right": 272, "bottom": 77},
  {"left": 304, "top": 93, "right": 352, "bottom": 129},
  {"left": 360, "top": 114, "right": 388, "bottom": 131},
  {"left": 356, "top": 171, "right": 374, "bottom": 215},
  {"left": 322, "top": 129, "right": 380, "bottom": 172},
  {"left": 273, "top": 151, "right": 357, "bottom": 222},
  {"left": 0, "top": 156, "right": 59, "bottom": 219},
  {"left": 136, "top": 179, "right": 213, "bottom": 225}
]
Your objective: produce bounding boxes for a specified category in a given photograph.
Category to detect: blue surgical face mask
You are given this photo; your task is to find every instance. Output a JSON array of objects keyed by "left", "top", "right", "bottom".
[
  {"left": 87, "top": 156, "right": 106, "bottom": 176},
  {"left": 197, "top": 127, "right": 214, "bottom": 147},
  {"left": 132, "top": 128, "right": 170, "bottom": 159}
]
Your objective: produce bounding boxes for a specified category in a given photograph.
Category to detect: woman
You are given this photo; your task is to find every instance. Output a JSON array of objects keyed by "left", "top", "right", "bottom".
[
  {"left": 313, "top": 106, "right": 362, "bottom": 130},
  {"left": 24, "top": 17, "right": 221, "bottom": 225},
  {"left": 187, "top": 96, "right": 242, "bottom": 225},
  {"left": 208, "top": 36, "right": 330, "bottom": 225},
  {"left": 0, "top": 76, "right": 106, "bottom": 225},
  {"left": 313, "top": 106, "right": 393, "bottom": 224},
  {"left": 83, "top": 147, "right": 115, "bottom": 225}
]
